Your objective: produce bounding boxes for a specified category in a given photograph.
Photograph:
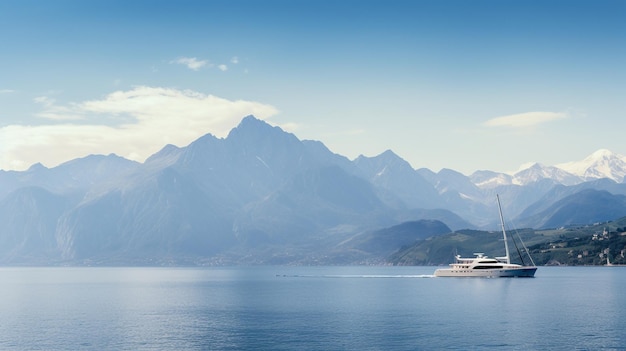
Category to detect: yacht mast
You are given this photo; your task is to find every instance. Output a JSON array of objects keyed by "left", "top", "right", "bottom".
[{"left": 496, "top": 194, "right": 511, "bottom": 264}]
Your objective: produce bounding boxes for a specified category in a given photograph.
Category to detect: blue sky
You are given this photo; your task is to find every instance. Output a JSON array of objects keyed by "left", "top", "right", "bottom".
[{"left": 1, "top": 0, "right": 625, "bottom": 174}]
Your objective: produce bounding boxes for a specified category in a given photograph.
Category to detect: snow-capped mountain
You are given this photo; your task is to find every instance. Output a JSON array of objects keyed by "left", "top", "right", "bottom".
[
  {"left": 512, "top": 163, "right": 581, "bottom": 186},
  {"left": 470, "top": 164, "right": 577, "bottom": 189},
  {"left": 469, "top": 170, "right": 513, "bottom": 188},
  {"left": 556, "top": 149, "right": 626, "bottom": 183},
  {"left": 471, "top": 149, "right": 626, "bottom": 189}
]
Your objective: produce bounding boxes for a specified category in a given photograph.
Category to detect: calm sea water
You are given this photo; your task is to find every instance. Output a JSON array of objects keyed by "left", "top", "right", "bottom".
[{"left": 0, "top": 266, "right": 625, "bottom": 350}]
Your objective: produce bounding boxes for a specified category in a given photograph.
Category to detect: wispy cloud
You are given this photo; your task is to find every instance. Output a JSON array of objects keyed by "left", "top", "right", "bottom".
[
  {"left": 0, "top": 89, "right": 16, "bottom": 94},
  {"left": 171, "top": 56, "right": 240, "bottom": 72},
  {"left": 277, "top": 122, "right": 301, "bottom": 133},
  {"left": 34, "top": 96, "right": 84, "bottom": 121},
  {"left": 34, "top": 96, "right": 56, "bottom": 107},
  {"left": 170, "top": 57, "right": 209, "bottom": 71},
  {"left": 0, "top": 86, "right": 279, "bottom": 171},
  {"left": 483, "top": 111, "right": 568, "bottom": 128}
]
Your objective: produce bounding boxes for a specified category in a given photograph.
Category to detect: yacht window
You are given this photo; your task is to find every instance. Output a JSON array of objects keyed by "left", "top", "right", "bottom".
[{"left": 474, "top": 265, "right": 503, "bottom": 269}]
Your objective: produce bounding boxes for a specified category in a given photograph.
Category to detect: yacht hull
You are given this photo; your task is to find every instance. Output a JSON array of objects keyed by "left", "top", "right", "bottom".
[{"left": 434, "top": 266, "right": 537, "bottom": 278}]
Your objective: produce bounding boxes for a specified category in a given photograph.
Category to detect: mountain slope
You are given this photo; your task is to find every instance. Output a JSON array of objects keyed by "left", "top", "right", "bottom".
[
  {"left": 342, "top": 219, "right": 451, "bottom": 256},
  {"left": 517, "top": 189, "right": 626, "bottom": 229},
  {"left": 55, "top": 167, "right": 236, "bottom": 262},
  {"left": 233, "top": 165, "right": 392, "bottom": 247},
  {"left": 0, "top": 187, "right": 69, "bottom": 263},
  {"left": 354, "top": 150, "right": 440, "bottom": 209}
]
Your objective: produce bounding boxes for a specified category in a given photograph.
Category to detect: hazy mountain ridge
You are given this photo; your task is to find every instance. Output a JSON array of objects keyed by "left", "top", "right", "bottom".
[
  {"left": 2, "top": 115, "right": 626, "bottom": 265},
  {"left": 521, "top": 189, "right": 626, "bottom": 229},
  {"left": 0, "top": 154, "right": 140, "bottom": 200}
]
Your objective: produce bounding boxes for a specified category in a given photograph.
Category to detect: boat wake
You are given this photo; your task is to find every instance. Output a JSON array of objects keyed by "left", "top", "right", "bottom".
[{"left": 277, "top": 274, "right": 436, "bottom": 279}]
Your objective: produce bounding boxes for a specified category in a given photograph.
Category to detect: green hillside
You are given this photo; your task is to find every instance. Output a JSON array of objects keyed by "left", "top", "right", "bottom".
[{"left": 389, "top": 217, "right": 626, "bottom": 266}]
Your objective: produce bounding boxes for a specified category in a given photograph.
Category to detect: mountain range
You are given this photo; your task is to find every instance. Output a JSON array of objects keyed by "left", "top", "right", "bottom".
[{"left": 2, "top": 115, "right": 626, "bottom": 265}]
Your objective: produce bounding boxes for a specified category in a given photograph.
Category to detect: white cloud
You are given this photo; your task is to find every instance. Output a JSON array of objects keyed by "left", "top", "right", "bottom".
[
  {"left": 0, "top": 86, "right": 279, "bottom": 171},
  {"left": 483, "top": 111, "right": 568, "bottom": 128},
  {"left": 34, "top": 96, "right": 85, "bottom": 121},
  {"left": 171, "top": 57, "right": 209, "bottom": 71},
  {"left": 0, "top": 89, "right": 15, "bottom": 94},
  {"left": 34, "top": 96, "right": 55, "bottom": 107},
  {"left": 218, "top": 64, "right": 228, "bottom": 71},
  {"left": 231, "top": 56, "right": 239, "bottom": 64},
  {"left": 278, "top": 122, "right": 301, "bottom": 133}
]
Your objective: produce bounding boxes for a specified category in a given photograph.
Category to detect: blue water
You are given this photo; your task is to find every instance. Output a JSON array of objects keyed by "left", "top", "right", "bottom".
[{"left": 0, "top": 266, "right": 625, "bottom": 350}]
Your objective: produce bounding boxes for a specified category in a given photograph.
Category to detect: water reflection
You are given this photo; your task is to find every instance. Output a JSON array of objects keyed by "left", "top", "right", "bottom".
[{"left": 1, "top": 266, "right": 625, "bottom": 350}]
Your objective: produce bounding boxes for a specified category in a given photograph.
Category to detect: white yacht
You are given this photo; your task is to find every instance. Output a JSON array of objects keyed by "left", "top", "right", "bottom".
[
  {"left": 433, "top": 253, "right": 537, "bottom": 277},
  {"left": 434, "top": 195, "right": 537, "bottom": 278}
]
